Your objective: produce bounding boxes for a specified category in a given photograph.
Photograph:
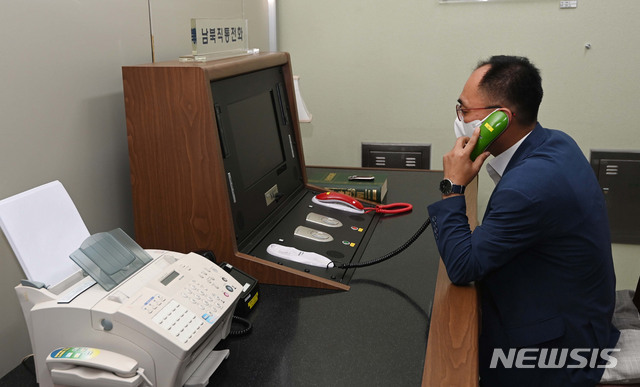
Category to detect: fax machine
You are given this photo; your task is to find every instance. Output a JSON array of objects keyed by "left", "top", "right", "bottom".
[{"left": 15, "top": 247, "right": 241, "bottom": 387}]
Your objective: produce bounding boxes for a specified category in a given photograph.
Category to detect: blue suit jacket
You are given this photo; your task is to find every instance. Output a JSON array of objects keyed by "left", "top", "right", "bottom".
[{"left": 428, "top": 124, "right": 619, "bottom": 386}]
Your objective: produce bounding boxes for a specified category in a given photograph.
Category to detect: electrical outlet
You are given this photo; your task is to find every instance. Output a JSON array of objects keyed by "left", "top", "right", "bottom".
[
  {"left": 264, "top": 184, "right": 279, "bottom": 206},
  {"left": 560, "top": 1, "right": 577, "bottom": 9}
]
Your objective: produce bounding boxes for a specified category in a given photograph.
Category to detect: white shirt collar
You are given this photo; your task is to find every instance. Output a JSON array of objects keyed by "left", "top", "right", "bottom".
[{"left": 486, "top": 133, "right": 531, "bottom": 184}]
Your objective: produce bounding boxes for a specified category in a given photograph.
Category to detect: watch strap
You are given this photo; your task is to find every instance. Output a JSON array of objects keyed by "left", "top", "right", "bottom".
[{"left": 451, "top": 183, "right": 465, "bottom": 194}]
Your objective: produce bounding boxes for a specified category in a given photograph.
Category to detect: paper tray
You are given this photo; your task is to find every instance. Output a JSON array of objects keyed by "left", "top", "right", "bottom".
[{"left": 69, "top": 228, "right": 152, "bottom": 291}]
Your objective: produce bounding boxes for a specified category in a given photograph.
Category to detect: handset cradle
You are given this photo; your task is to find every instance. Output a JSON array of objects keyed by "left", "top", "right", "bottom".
[{"left": 470, "top": 110, "right": 510, "bottom": 161}]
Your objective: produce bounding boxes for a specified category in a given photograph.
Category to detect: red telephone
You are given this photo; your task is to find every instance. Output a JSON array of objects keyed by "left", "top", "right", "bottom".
[
  {"left": 313, "top": 192, "right": 365, "bottom": 212},
  {"left": 312, "top": 192, "right": 412, "bottom": 215}
]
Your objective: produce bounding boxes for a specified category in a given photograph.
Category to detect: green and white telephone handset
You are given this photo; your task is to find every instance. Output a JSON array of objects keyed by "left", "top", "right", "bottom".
[
  {"left": 46, "top": 347, "right": 151, "bottom": 387},
  {"left": 470, "top": 110, "right": 510, "bottom": 161}
]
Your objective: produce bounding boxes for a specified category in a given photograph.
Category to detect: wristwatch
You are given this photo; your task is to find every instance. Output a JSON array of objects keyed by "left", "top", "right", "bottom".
[{"left": 439, "top": 179, "right": 466, "bottom": 195}]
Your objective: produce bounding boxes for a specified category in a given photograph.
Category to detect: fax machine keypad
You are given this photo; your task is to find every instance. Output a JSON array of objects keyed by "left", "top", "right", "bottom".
[
  {"left": 151, "top": 264, "right": 235, "bottom": 343},
  {"left": 182, "top": 280, "right": 227, "bottom": 315},
  {"left": 152, "top": 300, "right": 204, "bottom": 344}
]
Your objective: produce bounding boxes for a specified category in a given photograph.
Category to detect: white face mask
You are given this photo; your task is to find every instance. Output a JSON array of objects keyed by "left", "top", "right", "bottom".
[{"left": 453, "top": 109, "right": 499, "bottom": 138}]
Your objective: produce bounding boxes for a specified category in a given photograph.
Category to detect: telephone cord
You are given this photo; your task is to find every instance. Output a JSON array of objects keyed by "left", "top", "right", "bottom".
[
  {"left": 363, "top": 202, "right": 413, "bottom": 215},
  {"left": 137, "top": 367, "right": 153, "bottom": 386},
  {"left": 229, "top": 315, "right": 253, "bottom": 336},
  {"left": 337, "top": 217, "right": 431, "bottom": 269}
]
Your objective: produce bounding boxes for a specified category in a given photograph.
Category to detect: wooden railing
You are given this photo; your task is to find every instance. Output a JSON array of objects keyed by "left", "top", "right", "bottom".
[{"left": 423, "top": 177, "right": 480, "bottom": 387}]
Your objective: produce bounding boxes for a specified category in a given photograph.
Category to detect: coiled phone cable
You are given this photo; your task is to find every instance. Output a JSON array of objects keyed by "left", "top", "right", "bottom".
[
  {"left": 363, "top": 202, "right": 413, "bottom": 215},
  {"left": 337, "top": 217, "right": 431, "bottom": 269}
]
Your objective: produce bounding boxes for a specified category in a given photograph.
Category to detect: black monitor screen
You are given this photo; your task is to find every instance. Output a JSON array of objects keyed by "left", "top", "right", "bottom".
[
  {"left": 227, "top": 91, "right": 285, "bottom": 188},
  {"left": 210, "top": 65, "right": 304, "bottom": 244}
]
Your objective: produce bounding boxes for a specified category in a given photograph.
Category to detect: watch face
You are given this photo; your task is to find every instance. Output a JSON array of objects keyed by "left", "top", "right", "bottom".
[{"left": 439, "top": 179, "right": 452, "bottom": 194}]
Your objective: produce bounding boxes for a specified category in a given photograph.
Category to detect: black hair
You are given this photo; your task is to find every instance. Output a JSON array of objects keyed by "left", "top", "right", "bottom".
[{"left": 476, "top": 55, "right": 543, "bottom": 125}]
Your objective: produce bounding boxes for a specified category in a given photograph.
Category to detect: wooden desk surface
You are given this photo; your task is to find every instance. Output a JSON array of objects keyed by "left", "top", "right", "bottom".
[
  {"left": 423, "top": 260, "right": 479, "bottom": 386},
  {"left": 423, "top": 176, "right": 480, "bottom": 387},
  {"left": 422, "top": 178, "right": 479, "bottom": 387}
]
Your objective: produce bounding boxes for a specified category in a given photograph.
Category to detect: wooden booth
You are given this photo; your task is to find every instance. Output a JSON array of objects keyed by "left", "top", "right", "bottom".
[{"left": 123, "top": 52, "right": 383, "bottom": 291}]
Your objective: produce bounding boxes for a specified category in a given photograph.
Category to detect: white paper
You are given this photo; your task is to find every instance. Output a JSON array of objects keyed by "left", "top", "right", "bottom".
[
  {"left": 294, "top": 76, "right": 312, "bottom": 123},
  {"left": 0, "top": 181, "right": 90, "bottom": 287}
]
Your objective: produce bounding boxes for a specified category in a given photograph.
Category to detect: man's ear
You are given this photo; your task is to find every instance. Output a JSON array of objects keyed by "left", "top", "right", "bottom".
[{"left": 499, "top": 107, "right": 515, "bottom": 125}]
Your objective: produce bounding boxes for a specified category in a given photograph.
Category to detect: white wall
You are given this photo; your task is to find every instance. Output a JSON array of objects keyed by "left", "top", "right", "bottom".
[
  {"left": 278, "top": 0, "right": 640, "bottom": 290},
  {"left": 0, "top": 0, "right": 270, "bottom": 377}
]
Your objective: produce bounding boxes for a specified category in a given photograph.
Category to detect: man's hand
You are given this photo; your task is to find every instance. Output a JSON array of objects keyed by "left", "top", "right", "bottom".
[{"left": 442, "top": 126, "right": 491, "bottom": 195}]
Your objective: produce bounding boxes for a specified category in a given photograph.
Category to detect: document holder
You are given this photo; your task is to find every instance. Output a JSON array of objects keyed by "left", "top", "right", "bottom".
[{"left": 70, "top": 228, "right": 152, "bottom": 291}]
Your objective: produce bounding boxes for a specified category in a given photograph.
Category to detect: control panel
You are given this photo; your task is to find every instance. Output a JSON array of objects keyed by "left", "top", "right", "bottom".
[
  {"left": 246, "top": 190, "right": 379, "bottom": 284},
  {"left": 94, "top": 252, "right": 242, "bottom": 355}
]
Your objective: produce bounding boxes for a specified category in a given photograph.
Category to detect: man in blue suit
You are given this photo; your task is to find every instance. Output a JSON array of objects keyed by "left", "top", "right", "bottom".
[{"left": 428, "top": 56, "right": 619, "bottom": 386}]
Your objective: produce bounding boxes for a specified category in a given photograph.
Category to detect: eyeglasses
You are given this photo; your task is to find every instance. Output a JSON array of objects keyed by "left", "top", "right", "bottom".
[{"left": 456, "top": 104, "right": 501, "bottom": 121}]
